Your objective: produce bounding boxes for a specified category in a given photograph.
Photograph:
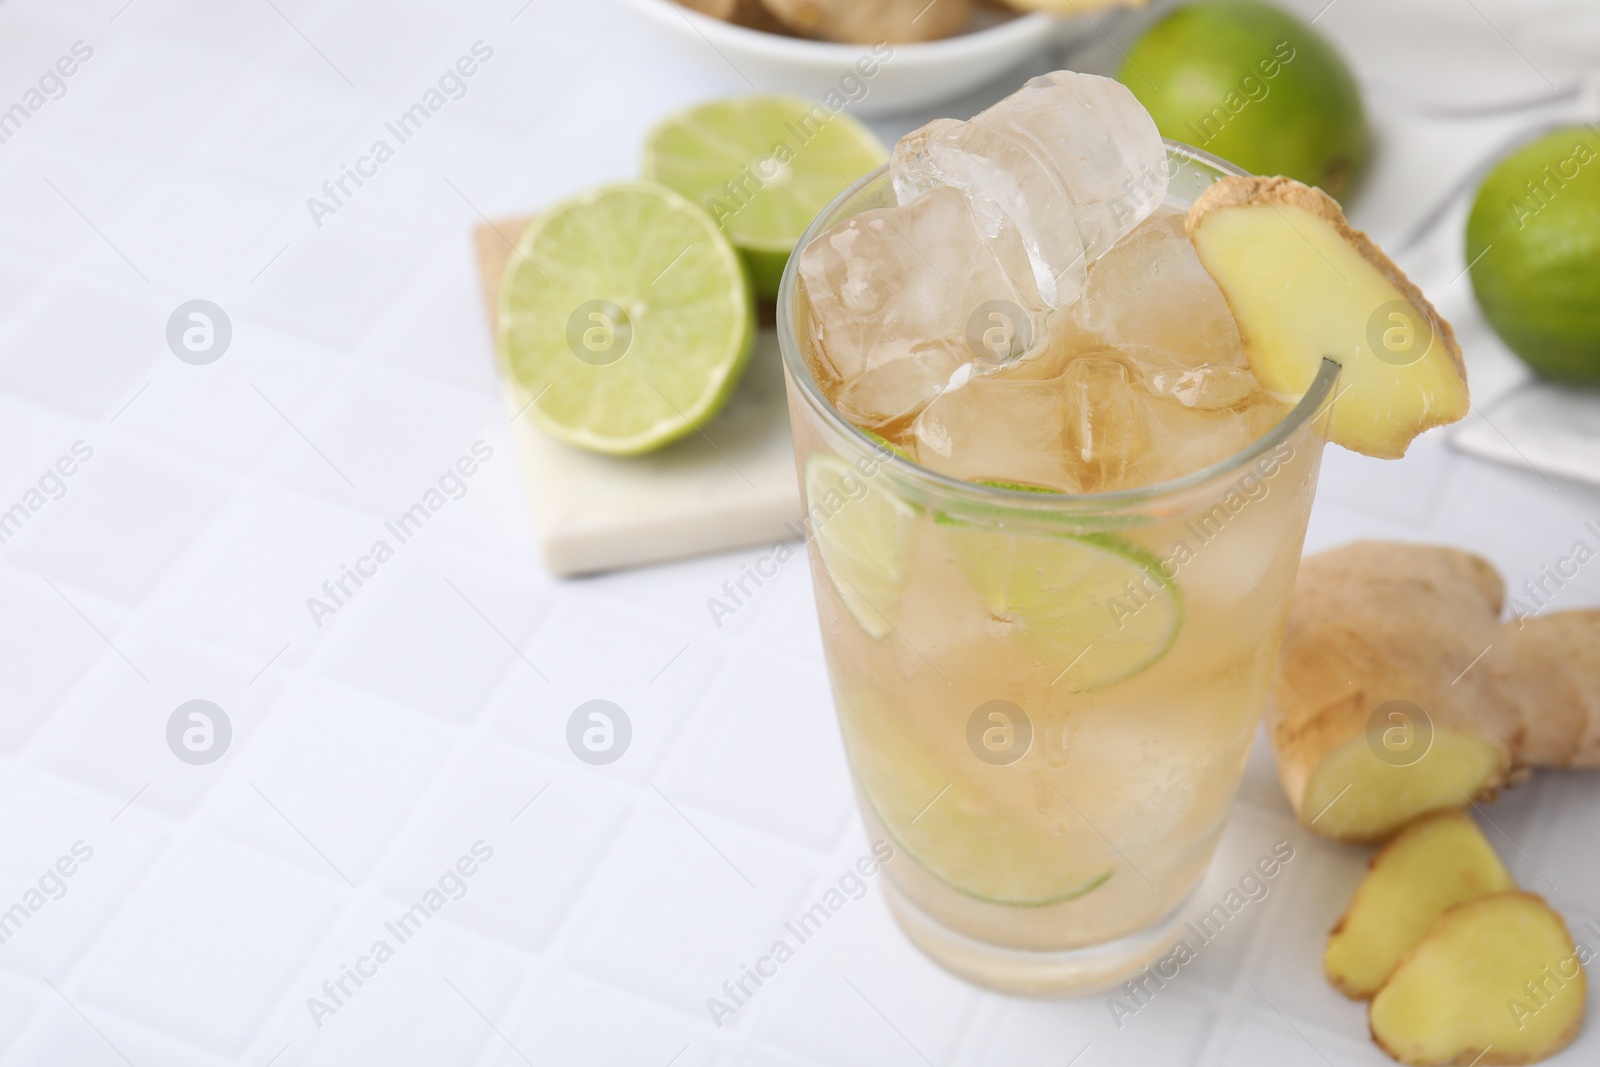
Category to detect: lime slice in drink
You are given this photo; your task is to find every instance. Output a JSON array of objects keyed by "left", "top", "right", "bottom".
[
  {"left": 497, "top": 180, "right": 754, "bottom": 455},
  {"left": 804, "top": 453, "right": 914, "bottom": 639},
  {"left": 859, "top": 427, "right": 911, "bottom": 460},
  {"left": 973, "top": 479, "right": 1064, "bottom": 494},
  {"left": 885, "top": 786, "right": 1116, "bottom": 907},
  {"left": 951, "top": 529, "right": 1181, "bottom": 691},
  {"left": 643, "top": 95, "right": 888, "bottom": 298},
  {"left": 843, "top": 694, "right": 1114, "bottom": 906}
]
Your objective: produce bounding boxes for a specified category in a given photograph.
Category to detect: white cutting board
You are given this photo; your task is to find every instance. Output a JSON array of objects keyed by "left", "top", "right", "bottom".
[{"left": 475, "top": 220, "right": 802, "bottom": 576}]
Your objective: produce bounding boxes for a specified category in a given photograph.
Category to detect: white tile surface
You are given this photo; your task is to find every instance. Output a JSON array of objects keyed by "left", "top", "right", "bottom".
[
  {"left": 976, "top": 988, "right": 1212, "bottom": 1067},
  {"left": 258, "top": 361, "right": 495, "bottom": 512},
  {"left": 144, "top": 482, "right": 386, "bottom": 661},
  {"left": 486, "top": 595, "right": 721, "bottom": 780},
  {"left": 475, "top": 972, "right": 717, "bottom": 1067},
  {"left": 89, "top": 163, "right": 296, "bottom": 291},
  {"left": 314, "top": 545, "right": 552, "bottom": 722},
  {"left": 51, "top": 35, "right": 256, "bottom": 157},
  {"left": 188, "top": 70, "right": 380, "bottom": 193},
  {"left": 1201, "top": 1013, "right": 1381, "bottom": 1067},
  {"left": 713, "top": 1042, "right": 828, "bottom": 1067},
  {"left": 559, "top": 803, "right": 817, "bottom": 1018},
  {"left": 282, "top": 912, "right": 530, "bottom": 1067},
  {"left": 0, "top": 135, "right": 151, "bottom": 265},
  {"left": 657, "top": 652, "right": 854, "bottom": 852},
  {"left": 0, "top": 977, "right": 39, "bottom": 1058},
  {"left": 0, "top": 2, "right": 1596, "bottom": 1065},
  {"left": 152, "top": 0, "right": 304, "bottom": 58},
  {"left": 376, "top": 743, "right": 629, "bottom": 951},
  {"left": 111, "top": 324, "right": 348, "bottom": 474},
  {"left": 2, "top": 440, "right": 232, "bottom": 605},
  {"left": 30, "top": 626, "right": 286, "bottom": 818},
  {"left": 0, "top": 570, "right": 122, "bottom": 750},
  {"left": 0, "top": 768, "right": 167, "bottom": 979},
  {"left": 749, "top": 887, "right": 984, "bottom": 1066},
  {"left": 204, "top": 681, "right": 451, "bottom": 883},
  {"left": 0, "top": 285, "right": 164, "bottom": 420},
  {"left": 75, "top": 839, "right": 341, "bottom": 1056},
  {"left": 1, "top": 1004, "right": 231, "bottom": 1067},
  {"left": 234, "top": 221, "right": 429, "bottom": 350}
]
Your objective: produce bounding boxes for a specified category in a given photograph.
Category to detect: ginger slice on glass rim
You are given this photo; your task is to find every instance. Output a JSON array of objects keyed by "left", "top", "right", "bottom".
[{"left": 1186, "top": 175, "right": 1468, "bottom": 459}]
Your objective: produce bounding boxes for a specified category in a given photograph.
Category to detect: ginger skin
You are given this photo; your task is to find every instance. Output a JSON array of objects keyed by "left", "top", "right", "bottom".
[
  {"left": 994, "top": 0, "right": 1150, "bottom": 12},
  {"left": 674, "top": 0, "right": 792, "bottom": 32},
  {"left": 1270, "top": 541, "right": 1600, "bottom": 842},
  {"left": 758, "top": 0, "right": 973, "bottom": 43}
]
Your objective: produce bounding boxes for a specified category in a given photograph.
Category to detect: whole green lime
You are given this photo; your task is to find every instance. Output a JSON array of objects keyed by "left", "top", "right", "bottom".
[
  {"left": 1466, "top": 127, "right": 1600, "bottom": 383},
  {"left": 1121, "top": 0, "right": 1369, "bottom": 199}
]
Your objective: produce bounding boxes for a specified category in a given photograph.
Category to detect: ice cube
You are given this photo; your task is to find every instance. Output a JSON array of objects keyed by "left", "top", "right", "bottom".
[
  {"left": 891, "top": 71, "right": 1169, "bottom": 308},
  {"left": 1136, "top": 393, "right": 1289, "bottom": 485},
  {"left": 831, "top": 348, "right": 964, "bottom": 434},
  {"left": 797, "top": 185, "right": 1047, "bottom": 429},
  {"left": 1060, "top": 355, "right": 1148, "bottom": 492},
  {"left": 1079, "top": 210, "right": 1260, "bottom": 410},
  {"left": 907, "top": 375, "right": 1079, "bottom": 491}
]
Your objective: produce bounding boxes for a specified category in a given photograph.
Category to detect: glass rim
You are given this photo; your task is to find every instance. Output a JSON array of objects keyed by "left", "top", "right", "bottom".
[{"left": 776, "top": 140, "right": 1340, "bottom": 514}]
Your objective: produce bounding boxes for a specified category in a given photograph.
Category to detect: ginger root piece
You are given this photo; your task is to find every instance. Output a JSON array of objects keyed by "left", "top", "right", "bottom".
[
  {"left": 1504, "top": 610, "right": 1600, "bottom": 767},
  {"left": 996, "top": 0, "right": 1149, "bottom": 12},
  {"left": 759, "top": 0, "right": 973, "bottom": 43},
  {"left": 675, "top": 0, "right": 791, "bottom": 31},
  {"left": 1271, "top": 541, "right": 1600, "bottom": 843},
  {"left": 676, "top": 0, "right": 739, "bottom": 16},
  {"left": 1186, "top": 176, "right": 1468, "bottom": 459},
  {"left": 1325, "top": 811, "right": 1513, "bottom": 999},
  {"left": 1369, "top": 892, "right": 1587, "bottom": 1065}
]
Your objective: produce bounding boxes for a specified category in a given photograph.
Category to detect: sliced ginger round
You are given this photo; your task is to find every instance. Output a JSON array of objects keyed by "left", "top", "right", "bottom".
[
  {"left": 1298, "top": 729, "right": 1507, "bottom": 845},
  {"left": 1370, "top": 892, "right": 1587, "bottom": 1065},
  {"left": 1186, "top": 176, "right": 1468, "bottom": 459},
  {"left": 1325, "top": 811, "right": 1513, "bottom": 999}
]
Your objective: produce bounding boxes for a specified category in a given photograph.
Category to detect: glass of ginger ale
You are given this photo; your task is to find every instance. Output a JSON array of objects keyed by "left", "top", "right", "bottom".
[{"left": 778, "top": 138, "right": 1336, "bottom": 994}]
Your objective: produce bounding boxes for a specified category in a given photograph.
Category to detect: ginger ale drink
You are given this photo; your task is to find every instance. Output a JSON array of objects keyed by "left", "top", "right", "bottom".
[{"left": 778, "top": 74, "right": 1334, "bottom": 993}]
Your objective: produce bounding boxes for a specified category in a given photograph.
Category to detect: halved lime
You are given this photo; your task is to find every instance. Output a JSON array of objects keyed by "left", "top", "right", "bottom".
[
  {"left": 643, "top": 95, "right": 888, "bottom": 298},
  {"left": 497, "top": 180, "right": 754, "bottom": 455},
  {"left": 805, "top": 453, "right": 914, "bottom": 639},
  {"left": 843, "top": 693, "right": 1114, "bottom": 906},
  {"left": 950, "top": 529, "right": 1181, "bottom": 691}
]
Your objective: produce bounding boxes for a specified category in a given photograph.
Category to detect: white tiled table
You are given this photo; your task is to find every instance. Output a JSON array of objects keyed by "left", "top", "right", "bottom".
[{"left": 1, "top": 1, "right": 1596, "bottom": 1065}]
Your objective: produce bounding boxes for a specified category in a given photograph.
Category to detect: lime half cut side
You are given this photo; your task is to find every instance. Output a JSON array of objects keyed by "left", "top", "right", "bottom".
[
  {"left": 497, "top": 180, "right": 754, "bottom": 456},
  {"left": 643, "top": 95, "right": 888, "bottom": 298},
  {"left": 844, "top": 695, "right": 1115, "bottom": 907},
  {"left": 805, "top": 453, "right": 914, "bottom": 640},
  {"left": 951, "top": 528, "right": 1182, "bottom": 691}
]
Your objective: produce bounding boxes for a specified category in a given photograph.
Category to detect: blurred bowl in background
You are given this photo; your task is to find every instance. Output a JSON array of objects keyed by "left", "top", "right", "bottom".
[{"left": 618, "top": 0, "right": 1092, "bottom": 116}]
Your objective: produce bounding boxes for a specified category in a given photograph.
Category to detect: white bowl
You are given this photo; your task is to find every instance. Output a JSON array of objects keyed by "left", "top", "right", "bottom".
[{"left": 618, "top": 0, "right": 1088, "bottom": 117}]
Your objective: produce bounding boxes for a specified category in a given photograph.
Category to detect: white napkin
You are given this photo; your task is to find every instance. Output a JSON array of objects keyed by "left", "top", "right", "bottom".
[
  {"left": 1455, "top": 383, "right": 1600, "bottom": 487},
  {"left": 1277, "top": 0, "right": 1599, "bottom": 112}
]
